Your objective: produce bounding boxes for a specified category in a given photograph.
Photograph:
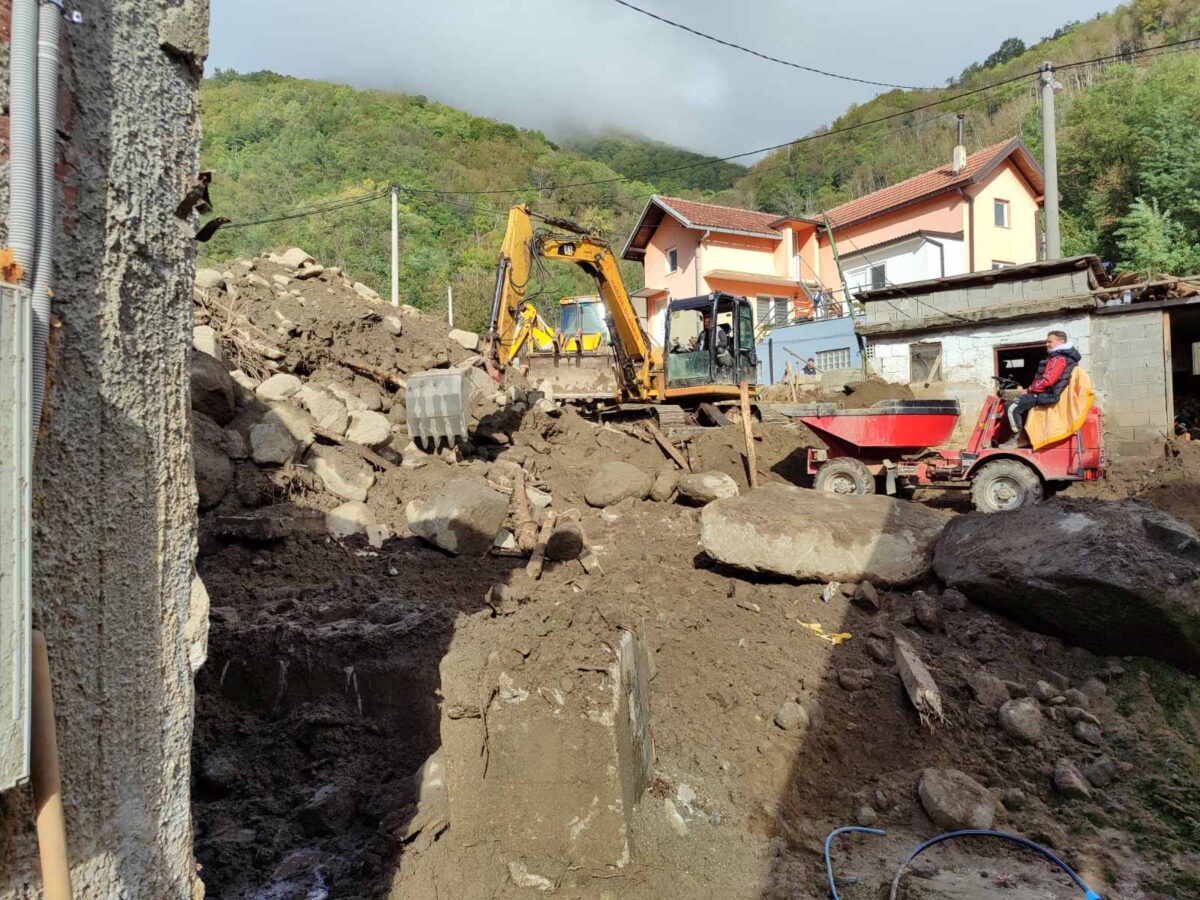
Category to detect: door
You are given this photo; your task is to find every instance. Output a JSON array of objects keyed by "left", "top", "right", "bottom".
[{"left": 735, "top": 300, "right": 758, "bottom": 385}]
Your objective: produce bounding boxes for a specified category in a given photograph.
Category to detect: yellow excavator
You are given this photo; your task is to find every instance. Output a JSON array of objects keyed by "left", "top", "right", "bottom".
[
  {"left": 505, "top": 296, "right": 607, "bottom": 359},
  {"left": 406, "top": 204, "right": 760, "bottom": 445}
]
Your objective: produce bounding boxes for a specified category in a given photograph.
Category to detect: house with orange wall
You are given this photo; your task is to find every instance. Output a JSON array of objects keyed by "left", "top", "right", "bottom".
[{"left": 621, "top": 137, "right": 1046, "bottom": 362}]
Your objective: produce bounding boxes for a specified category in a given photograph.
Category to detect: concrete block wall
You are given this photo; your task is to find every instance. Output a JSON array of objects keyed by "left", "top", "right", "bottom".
[
  {"left": 870, "top": 313, "right": 1093, "bottom": 387},
  {"left": 863, "top": 270, "right": 1093, "bottom": 325},
  {"left": 1090, "top": 309, "right": 1171, "bottom": 456},
  {"left": 0, "top": 1, "right": 208, "bottom": 898}
]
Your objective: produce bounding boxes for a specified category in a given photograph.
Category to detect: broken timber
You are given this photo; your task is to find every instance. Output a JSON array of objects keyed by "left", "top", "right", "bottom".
[
  {"left": 893, "top": 636, "right": 944, "bottom": 730},
  {"left": 526, "top": 511, "right": 558, "bottom": 580}
]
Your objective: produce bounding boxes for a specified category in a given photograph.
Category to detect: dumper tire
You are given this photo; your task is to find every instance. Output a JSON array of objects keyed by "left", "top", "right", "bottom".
[
  {"left": 814, "top": 458, "right": 876, "bottom": 496},
  {"left": 970, "top": 459, "right": 1044, "bottom": 513}
]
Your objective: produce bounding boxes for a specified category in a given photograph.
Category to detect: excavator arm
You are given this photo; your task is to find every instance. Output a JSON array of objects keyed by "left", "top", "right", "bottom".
[{"left": 484, "top": 205, "right": 654, "bottom": 401}]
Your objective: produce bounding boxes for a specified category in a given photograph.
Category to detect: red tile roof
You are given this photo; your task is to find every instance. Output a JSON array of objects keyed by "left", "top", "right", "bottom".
[
  {"left": 655, "top": 196, "right": 781, "bottom": 237},
  {"left": 823, "top": 138, "right": 1043, "bottom": 229}
]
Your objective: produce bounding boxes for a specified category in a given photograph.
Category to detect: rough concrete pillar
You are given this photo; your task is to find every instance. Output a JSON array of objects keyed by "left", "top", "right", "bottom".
[{"left": 0, "top": 1, "right": 208, "bottom": 897}]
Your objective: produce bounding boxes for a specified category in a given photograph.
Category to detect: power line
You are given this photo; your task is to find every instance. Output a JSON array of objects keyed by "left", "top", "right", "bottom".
[
  {"left": 604, "top": 0, "right": 935, "bottom": 91},
  {"left": 220, "top": 188, "right": 391, "bottom": 229}
]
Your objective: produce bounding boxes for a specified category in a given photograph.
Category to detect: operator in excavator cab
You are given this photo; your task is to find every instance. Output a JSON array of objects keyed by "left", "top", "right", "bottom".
[{"left": 1000, "top": 329, "right": 1082, "bottom": 449}]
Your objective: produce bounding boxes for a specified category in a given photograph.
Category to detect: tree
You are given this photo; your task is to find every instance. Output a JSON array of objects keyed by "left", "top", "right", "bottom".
[
  {"left": 984, "top": 37, "right": 1027, "bottom": 68},
  {"left": 1113, "top": 198, "right": 1200, "bottom": 277}
]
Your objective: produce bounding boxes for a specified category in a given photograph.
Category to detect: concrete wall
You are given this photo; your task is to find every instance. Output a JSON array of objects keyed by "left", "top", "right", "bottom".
[
  {"left": 1091, "top": 308, "right": 1172, "bottom": 455},
  {"left": 871, "top": 314, "right": 1093, "bottom": 446},
  {"left": 862, "top": 268, "right": 1095, "bottom": 327},
  {"left": 869, "top": 313, "right": 1093, "bottom": 386},
  {"left": 869, "top": 308, "right": 1173, "bottom": 455},
  {"left": 701, "top": 234, "right": 782, "bottom": 279},
  {"left": 0, "top": 1, "right": 208, "bottom": 897}
]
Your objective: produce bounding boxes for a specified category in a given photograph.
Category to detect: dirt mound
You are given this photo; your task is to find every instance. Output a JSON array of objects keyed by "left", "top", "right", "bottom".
[
  {"left": 760, "top": 377, "right": 914, "bottom": 409},
  {"left": 1079, "top": 439, "right": 1200, "bottom": 531}
]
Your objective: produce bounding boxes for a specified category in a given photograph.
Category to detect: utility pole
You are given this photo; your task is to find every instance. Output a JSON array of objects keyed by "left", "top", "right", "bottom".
[
  {"left": 390, "top": 186, "right": 400, "bottom": 307},
  {"left": 447, "top": 284, "right": 454, "bottom": 328},
  {"left": 1040, "top": 62, "right": 1061, "bottom": 260}
]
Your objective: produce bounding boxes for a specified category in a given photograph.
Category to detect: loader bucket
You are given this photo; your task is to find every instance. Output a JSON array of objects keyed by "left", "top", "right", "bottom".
[
  {"left": 406, "top": 370, "right": 473, "bottom": 448},
  {"left": 523, "top": 351, "right": 619, "bottom": 401}
]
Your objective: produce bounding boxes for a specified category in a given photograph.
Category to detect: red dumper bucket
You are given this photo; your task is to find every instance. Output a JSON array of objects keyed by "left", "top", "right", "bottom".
[{"left": 795, "top": 399, "right": 961, "bottom": 456}]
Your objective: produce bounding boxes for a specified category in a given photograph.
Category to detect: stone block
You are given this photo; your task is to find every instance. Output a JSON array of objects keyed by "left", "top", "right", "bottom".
[{"left": 438, "top": 630, "right": 652, "bottom": 871}]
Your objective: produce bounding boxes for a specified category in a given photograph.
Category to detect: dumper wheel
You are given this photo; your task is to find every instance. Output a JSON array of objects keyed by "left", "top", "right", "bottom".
[
  {"left": 970, "top": 459, "right": 1043, "bottom": 513},
  {"left": 815, "top": 458, "right": 876, "bottom": 496}
]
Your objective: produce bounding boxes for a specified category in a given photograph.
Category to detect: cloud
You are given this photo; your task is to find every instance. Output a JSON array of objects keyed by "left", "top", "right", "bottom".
[{"left": 209, "top": 0, "right": 1112, "bottom": 159}]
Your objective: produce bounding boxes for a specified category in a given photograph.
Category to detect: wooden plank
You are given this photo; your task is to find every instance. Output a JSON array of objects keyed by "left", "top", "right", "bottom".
[
  {"left": 646, "top": 423, "right": 689, "bottom": 471},
  {"left": 526, "top": 511, "right": 557, "bottom": 580},
  {"left": 739, "top": 380, "right": 758, "bottom": 489},
  {"left": 510, "top": 469, "right": 539, "bottom": 553},
  {"left": 894, "top": 636, "right": 944, "bottom": 731},
  {"left": 312, "top": 425, "right": 395, "bottom": 470}
]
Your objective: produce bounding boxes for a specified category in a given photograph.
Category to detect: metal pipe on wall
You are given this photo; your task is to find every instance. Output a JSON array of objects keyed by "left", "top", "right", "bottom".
[
  {"left": 29, "top": 0, "right": 64, "bottom": 436},
  {"left": 7, "top": 0, "right": 39, "bottom": 278}
]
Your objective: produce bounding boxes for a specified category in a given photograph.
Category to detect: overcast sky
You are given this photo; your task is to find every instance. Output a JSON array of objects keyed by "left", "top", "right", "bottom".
[{"left": 209, "top": 0, "right": 1113, "bottom": 160}]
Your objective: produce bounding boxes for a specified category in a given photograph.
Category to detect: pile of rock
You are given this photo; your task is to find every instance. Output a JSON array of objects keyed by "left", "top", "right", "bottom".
[{"left": 191, "top": 248, "right": 489, "bottom": 535}]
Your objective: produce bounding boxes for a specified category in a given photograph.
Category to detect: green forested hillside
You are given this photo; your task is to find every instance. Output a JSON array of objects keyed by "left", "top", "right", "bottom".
[
  {"left": 199, "top": 71, "right": 698, "bottom": 329},
  {"left": 199, "top": 0, "right": 1200, "bottom": 332},
  {"left": 561, "top": 131, "right": 745, "bottom": 194}
]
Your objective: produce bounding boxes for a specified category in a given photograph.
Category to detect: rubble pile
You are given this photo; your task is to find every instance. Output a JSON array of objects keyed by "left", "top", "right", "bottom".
[{"left": 190, "top": 250, "right": 1200, "bottom": 900}]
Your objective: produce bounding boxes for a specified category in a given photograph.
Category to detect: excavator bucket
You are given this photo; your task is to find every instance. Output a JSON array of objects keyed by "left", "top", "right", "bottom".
[
  {"left": 524, "top": 350, "right": 619, "bottom": 401},
  {"left": 405, "top": 370, "right": 473, "bottom": 448}
]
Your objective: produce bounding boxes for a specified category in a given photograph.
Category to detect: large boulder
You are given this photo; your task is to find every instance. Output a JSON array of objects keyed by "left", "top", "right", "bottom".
[
  {"left": 249, "top": 424, "right": 296, "bottom": 466},
  {"left": 256, "top": 373, "right": 302, "bottom": 403},
  {"left": 918, "top": 769, "right": 994, "bottom": 830},
  {"left": 584, "top": 461, "right": 653, "bottom": 508},
  {"left": 405, "top": 476, "right": 508, "bottom": 556},
  {"left": 260, "top": 403, "right": 316, "bottom": 455},
  {"left": 933, "top": 498, "right": 1200, "bottom": 673},
  {"left": 700, "top": 483, "right": 949, "bottom": 586},
  {"left": 297, "top": 385, "right": 348, "bottom": 436},
  {"left": 190, "top": 351, "right": 236, "bottom": 425},
  {"left": 193, "top": 413, "right": 232, "bottom": 510},
  {"left": 346, "top": 410, "right": 391, "bottom": 448},
  {"left": 676, "top": 471, "right": 738, "bottom": 505},
  {"left": 325, "top": 501, "right": 375, "bottom": 539},
  {"left": 305, "top": 444, "right": 376, "bottom": 502}
]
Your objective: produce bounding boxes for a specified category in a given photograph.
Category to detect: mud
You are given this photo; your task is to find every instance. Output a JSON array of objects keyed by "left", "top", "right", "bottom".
[{"left": 190, "top": 252, "right": 1200, "bottom": 900}]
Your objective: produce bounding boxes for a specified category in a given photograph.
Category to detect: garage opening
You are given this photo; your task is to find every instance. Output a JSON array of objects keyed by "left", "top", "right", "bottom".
[
  {"left": 1167, "top": 304, "right": 1200, "bottom": 436},
  {"left": 994, "top": 342, "right": 1045, "bottom": 388}
]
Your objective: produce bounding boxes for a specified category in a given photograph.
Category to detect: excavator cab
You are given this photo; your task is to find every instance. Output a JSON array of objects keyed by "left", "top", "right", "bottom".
[
  {"left": 664, "top": 293, "right": 757, "bottom": 394},
  {"left": 556, "top": 296, "right": 609, "bottom": 353}
]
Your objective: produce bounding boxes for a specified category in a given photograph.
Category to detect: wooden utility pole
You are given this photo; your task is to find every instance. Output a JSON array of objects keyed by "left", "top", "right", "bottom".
[
  {"left": 739, "top": 380, "right": 758, "bottom": 489},
  {"left": 1040, "top": 62, "right": 1062, "bottom": 260},
  {"left": 390, "top": 187, "right": 400, "bottom": 307}
]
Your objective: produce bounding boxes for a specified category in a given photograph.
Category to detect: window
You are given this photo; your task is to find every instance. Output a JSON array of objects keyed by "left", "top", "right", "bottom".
[
  {"left": 755, "top": 295, "right": 790, "bottom": 327},
  {"left": 910, "top": 342, "right": 943, "bottom": 383},
  {"left": 817, "top": 347, "right": 852, "bottom": 371},
  {"left": 994, "top": 199, "right": 1010, "bottom": 228},
  {"left": 870, "top": 264, "right": 887, "bottom": 289},
  {"left": 665, "top": 247, "right": 679, "bottom": 274},
  {"left": 992, "top": 260, "right": 1015, "bottom": 270}
]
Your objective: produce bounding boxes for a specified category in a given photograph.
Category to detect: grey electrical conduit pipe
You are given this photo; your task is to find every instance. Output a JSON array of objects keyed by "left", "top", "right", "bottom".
[
  {"left": 30, "top": 0, "right": 64, "bottom": 441},
  {"left": 7, "top": 2, "right": 71, "bottom": 898}
]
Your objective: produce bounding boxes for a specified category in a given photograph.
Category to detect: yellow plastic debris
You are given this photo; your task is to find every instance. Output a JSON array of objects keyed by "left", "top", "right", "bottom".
[{"left": 796, "top": 621, "right": 852, "bottom": 645}]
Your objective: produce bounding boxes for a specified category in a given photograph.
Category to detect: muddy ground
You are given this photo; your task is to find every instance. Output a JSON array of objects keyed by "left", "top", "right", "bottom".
[{"left": 189, "top": 251, "right": 1199, "bottom": 900}]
